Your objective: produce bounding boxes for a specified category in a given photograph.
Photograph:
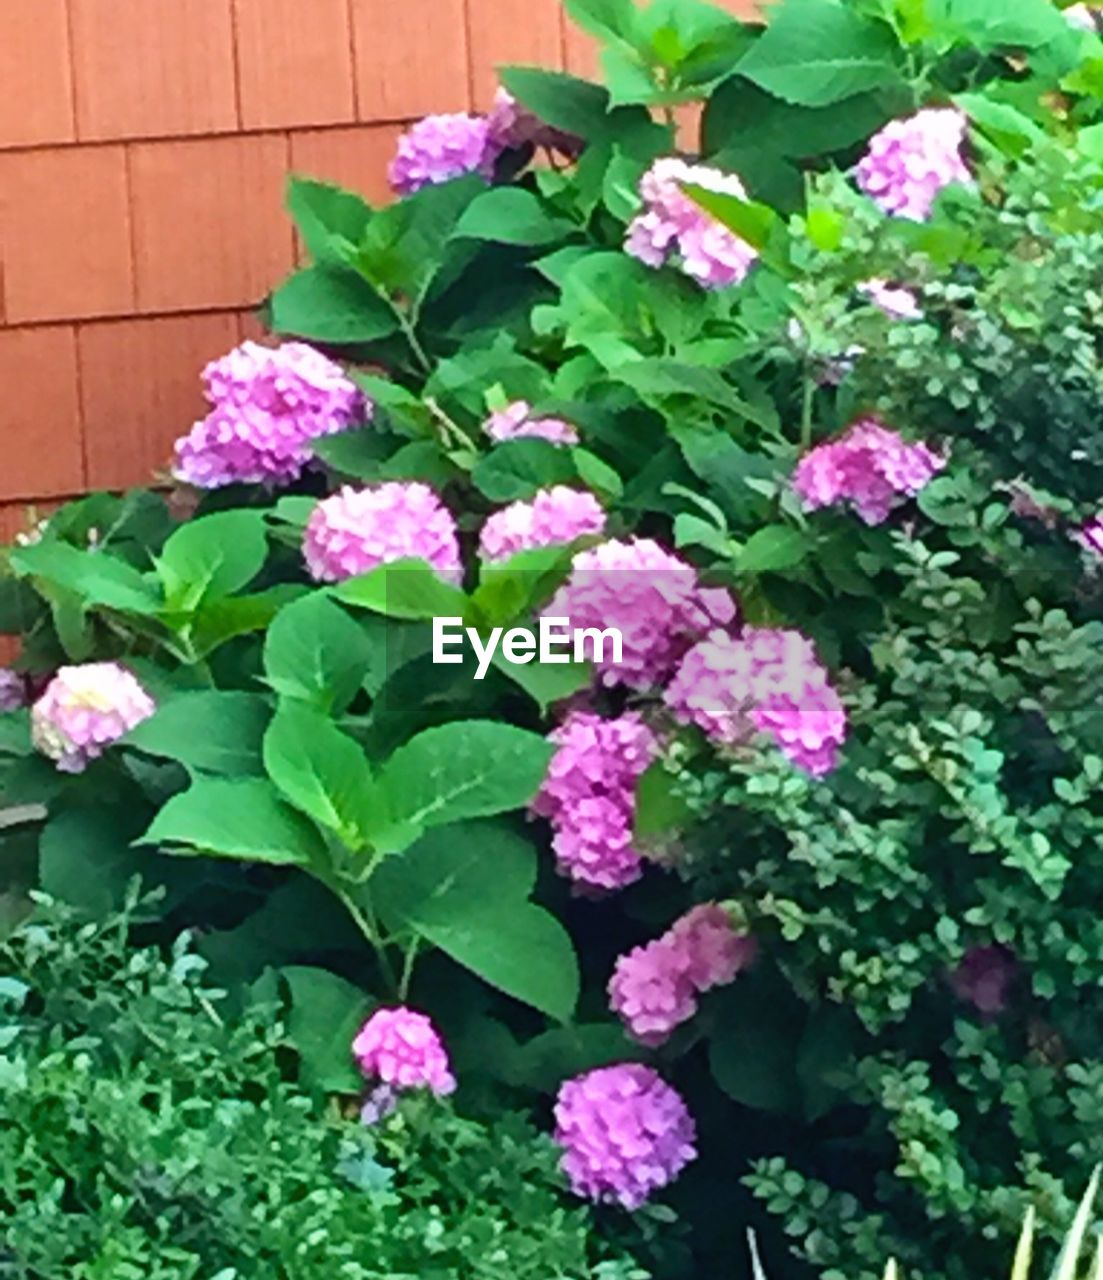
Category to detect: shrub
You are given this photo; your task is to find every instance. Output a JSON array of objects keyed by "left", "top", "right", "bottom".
[
  {"left": 0, "top": 892, "right": 647, "bottom": 1279},
  {"left": 3, "top": 0, "right": 1103, "bottom": 1275}
]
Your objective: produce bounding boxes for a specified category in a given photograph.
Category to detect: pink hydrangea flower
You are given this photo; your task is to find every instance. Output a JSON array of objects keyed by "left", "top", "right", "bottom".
[
  {"left": 859, "top": 278, "right": 923, "bottom": 320},
  {"left": 545, "top": 538, "right": 737, "bottom": 689},
  {"left": 609, "top": 939, "right": 697, "bottom": 1047},
  {"left": 554, "top": 1064, "right": 697, "bottom": 1209},
  {"left": 664, "top": 628, "right": 847, "bottom": 777},
  {"left": 478, "top": 486, "right": 605, "bottom": 563},
  {"left": 626, "top": 157, "right": 759, "bottom": 289},
  {"left": 535, "top": 711, "right": 658, "bottom": 891},
  {"left": 389, "top": 114, "right": 497, "bottom": 195},
  {"left": 31, "top": 662, "right": 155, "bottom": 773},
  {"left": 0, "top": 669, "right": 26, "bottom": 713},
  {"left": 486, "top": 88, "right": 582, "bottom": 155},
  {"left": 792, "top": 417, "right": 946, "bottom": 525},
  {"left": 1074, "top": 514, "right": 1103, "bottom": 557},
  {"left": 609, "top": 904, "right": 754, "bottom": 1045},
  {"left": 667, "top": 903, "right": 757, "bottom": 992},
  {"left": 352, "top": 1006, "right": 456, "bottom": 1096},
  {"left": 949, "top": 945, "right": 1017, "bottom": 1016},
  {"left": 303, "top": 482, "right": 462, "bottom": 584},
  {"left": 484, "top": 400, "right": 579, "bottom": 446},
  {"left": 173, "top": 341, "right": 366, "bottom": 489},
  {"left": 856, "top": 108, "right": 971, "bottom": 221}
]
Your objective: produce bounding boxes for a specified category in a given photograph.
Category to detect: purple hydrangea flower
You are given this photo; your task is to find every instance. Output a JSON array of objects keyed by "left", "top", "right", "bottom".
[
  {"left": 0, "top": 669, "right": 26, "bottom": 713},
  {"left": 554, "top": 1064, "right": 697, "bottom": 1209},
  {"left": 486, "top": 88, "right": 582, "bottom": 155},
  {"left": 626, "top": 157, "right": 759, "bottom": 289},
  {"left": 856, "top": 108, "right": 971, "bottom": 221},
  {"left": 389, "top": 114, "right": 498, "bottom": 195},
  {"left": 303, "top": 482, "right": 462, "bottom": 584},
  {"left": 173, "top": 341, "right": 366, "bottom": 489},
  {"left": 352, "top": 1006, "right": 456, "bottom": 1096},
  {"left": 792, "top": 417, "right": 946, "bottom": 525},
  {"left": 1074, "top": 514, "right": 1103, "bottom": 557},
  {"left": 859, "top": 278, "right": 923, "bottom": 320},
  {"left": 31, "top": 662, "right": 155, "bottom": 773},
  {"left": 478, "top": 486, "right": 606, "bottom": 563},
  {"left": 483, "top": 400, "right": 579, "bottom": 446},
  {"left": 664, "top": 628, "right": 847, "bottom": 777},
  {"left": 949, "top": 945, "right": 1018, "bottom": 1015}
]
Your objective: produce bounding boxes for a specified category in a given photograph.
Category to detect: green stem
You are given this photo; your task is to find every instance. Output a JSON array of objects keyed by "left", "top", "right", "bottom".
[
  {"left": 390, "top": 302, "right": 432, "bottom": 375},
  {"left": 398, "top": 935, "right": 421, "bottom": 1002},
  {"left": 800, "top": 374, "right": 815, "bottom": 450},
  {"left": 425, "top": 396, "right": 477, "bottom": 453},
  {"left": 339, "top": 887, "right": 400, "bottom": 996}
]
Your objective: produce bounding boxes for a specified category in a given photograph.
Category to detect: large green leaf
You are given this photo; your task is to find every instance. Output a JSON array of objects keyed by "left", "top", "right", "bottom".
[
  {"left": 40, "top": 807, "right": 148, "bottom": 915},
  {"left": 263, "top": 703, "right": 381, "bottom": 848},
  {"left": 564, "top": 0, "right": 638, "bottom": 44},
  {"left": 264, "top": 593, "right": 377, "bottom": 714},
  {"left": 736, "top": 524, "right": 810, "bottom": 572},
  {"left": 286, "top": 175, "right": 373, "bottom": 265},
  {"left": 125, "top": 690, "right": 270, "bottom": 776},
  {"left": 498, "top": 67, "right": 615, "bottom": 139},
  {"left": 455, "top": 188, "right": 574, "bottom": 246},
  {"left": 281, "top": 965, "right": 373, "bottom": 1093},
  {"left": 141, "top": 777, "right": 326, "bottom": 866},
  {"left": 156, "top": 511, "right": 270, "bottom": 611},
  {"left": 736, "top": 0, "right": 904, "bottom": 107},
  {"left": 375, "top": 720, "right": 554, "bottom": 837},
  {"left": 373, "top": 820, "right": 579, "bottom": 1020},
  {"left": 270, "top": 265, "right": 398, "bottom": 345},
  {"left": 334, "top": 558, "right": 469, "bottom": 621},
  {"left": 471, "top": 439, "right": 577, "bottom": 501},
  {"left": 9, "top": 541, "right": 161, "bottom": 616}
]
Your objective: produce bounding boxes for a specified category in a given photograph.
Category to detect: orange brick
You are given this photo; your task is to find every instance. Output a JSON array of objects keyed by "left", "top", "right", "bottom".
[
  {"left": 69, "top": 0, "right": 238, "bottom": 140},
  {"left": 0, "top": 0, "right": 75, "bottom": 148},
  {"left": 0, "top": 328, "right": 84, "bottom": 501},
  {"left": 350, "top": 0, "right": 470, "bottom": 119},
  {"left": 0, "top": 147, "right": 134, "bottom": 323},
  {"left": 466, "top": 0, "right": 564, "bottom": 108},
  {"left": 234, "top": 0, "right": 356, "bottom": 130},
  {"left": 130, "top": 134, "right": 294, "bottom": 313},
  {"left": 289, "top": 124, "right": 405, "bottom": 208},
  {"left": 562, "top": 16, "right": 600, "bottom": 80},
  {"left": 78, "top": 312, "right": 242, "bottom": 490}
]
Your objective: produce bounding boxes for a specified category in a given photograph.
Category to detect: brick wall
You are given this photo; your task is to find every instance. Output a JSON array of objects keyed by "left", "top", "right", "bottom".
[{"left": 0, "top": 0, "right": 755, "bottom": 539}]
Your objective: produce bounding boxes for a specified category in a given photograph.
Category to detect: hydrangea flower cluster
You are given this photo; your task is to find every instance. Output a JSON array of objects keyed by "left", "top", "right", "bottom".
[
  {"left": 554, "top": 1064, "right": 697, "bottom": 1209},
  {"left": 626, "top": 157, "right": 759, "bottom": 289},
  {"left": 792, "top": 417, "right": 946, "bottom": 525},
  {"left": 303, "top": 482, "right": 462, "bottom": 584},
  {"left": 534, "top": 711, "right": 658, "bottom": 891},
  {"left": 856, "top": 108, "right": 971, "bottom": 221},
  {"left": 0, "top": 669, "right": 26, "bottom": 712},
  {"left": 352, "top": 1006, "right": 456, "bottom": 1096},
  {"left": 478, "top": 486, "right": 605, "bottom": 563},
  {"left": 483, "top": 400, "right": 579, "bottom": 446},
  {"left": 173, "top": 341, "right": 365, "bottom": 489},
  {"left": 609, "top": 904, "right": 755, "bottom": 1046},
  {"left": 949, "top": 945, "right": 1018, "bottom": 1016},
  {"left": 487, "top": 88, "right": 581, "bottom": 155},
  {"left": 31, "top": 662, "right": 155, "bottom": 773},
  {"left": 389, "top": 113, "right": 497, "bottom": 195},
  {"left": 860, "top": 278, "right": 923, "bottom": 320},
  {"left": 1074, "top": 514, "right": 1103, "bottom": 557},
  {"left": 665, "top": 628, "right": 847, "bottom": 777},
  {"left": 545, "top": 537, "right": 736, "bottom": 688}
]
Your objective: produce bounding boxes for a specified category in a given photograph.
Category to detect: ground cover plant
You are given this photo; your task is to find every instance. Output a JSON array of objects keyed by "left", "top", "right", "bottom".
[{"left": 5, "top": 0, "right": 1103, "bottom": 1274}]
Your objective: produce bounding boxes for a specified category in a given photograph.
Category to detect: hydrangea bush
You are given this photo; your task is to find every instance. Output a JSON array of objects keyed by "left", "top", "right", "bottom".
[{"left": 3, "top": 0, "right": 1103, "bottom": 1274}]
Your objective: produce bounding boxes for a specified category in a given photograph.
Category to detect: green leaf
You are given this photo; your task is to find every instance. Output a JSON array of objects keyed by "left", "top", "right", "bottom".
[
  {"left": 376, "top": 719, "right": 554, "bottom": 837},
  {"left": 263, "top": 703, "right": 380, "bottom": 849},
  {"left": 685, "top": 186, "right": 780, "bottom": 253},
  {"left": 264, "top": 593, "right": 376, "bottom": 714},
  {"left": 571, "top": 447, "right": 623, "bottom": 500},
  {"left": 455, "top": 187, "right": 574, "bottom": 246},
  {"left": 491, "top": 651, "right": 593, "bottom": 712},
  {"left": 270, "top": 265, "right": 398, "bottom": 345},
  {"left": 311, "top": 427, "right": 401, "bottom": 479},
  {"left": 472, "top": 438, "right": 577, "bottom": 501},
  {"left": 125, "top": 690, "right": 270, "bottom": 776},
  {"left": 141, "top": 777, "right": 326, "bottom": 866},
  {"left": 709, "top": 977, "right": 803, "bottom": 1112},
  {"left": 471, "top": 542, "right": 578, "bottom": 626},
  {"left": 9, "top": 541, "right": 161, "bottom": 616},
  {"left": 190, "top": 584, "right": 305, "bottom": 658},
  {"left": 334, "top": 558, "right": 469, "bottom": 621},
  {"left": 634, "top": 760, "right": 693, "bottom": 839},
  {"left": 156, "top": 510, "right": 269, "bottom": 611},
  {"left": 736, "top": 524, "right": 809, "bottom": 572},
  {"left": 614, "top": 359, "right": 776, "bottom": 430},
  {"left": 40, "top": 807, "right": 148, "bottom": 915},
  {"left": 281, "top": 965, "right": 373, "bottom": 1093},
  {"left": 373, "top": 820, "right": 578, "bottom": 1020},
  {"left": 736, "top": 0, "right": 904, "bottom": 107},
  {"left": 498, "top": 67, "right": 615, "bottom": 140},
  {"left": 286, "top": 176, "right": 373, "bottom": 265},
  {"left": 955, "top": 92, "right": 1044, "bottom": 157},
  {"left": 564, "top": 0, "right": 638, "bottom": 44}
]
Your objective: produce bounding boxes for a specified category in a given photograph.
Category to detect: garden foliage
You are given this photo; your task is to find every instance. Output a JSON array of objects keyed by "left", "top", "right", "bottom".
[{"left": 4, "top": 0, "right": 1103, "bottom": 1274}]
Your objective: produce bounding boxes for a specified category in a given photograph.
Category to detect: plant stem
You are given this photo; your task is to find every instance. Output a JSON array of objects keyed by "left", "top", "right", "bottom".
[
  {"left": 800, "top": 374, "right": 815, "bottom": 449},
  {"left": 339, "top": 887, "right": 400, "bottom": 996},
  {"left": 398, "top": 935, "right": 421, "bottom": 1002},
  {"left": 390, "top": 302, "right": 432, "bottom": 375}
]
